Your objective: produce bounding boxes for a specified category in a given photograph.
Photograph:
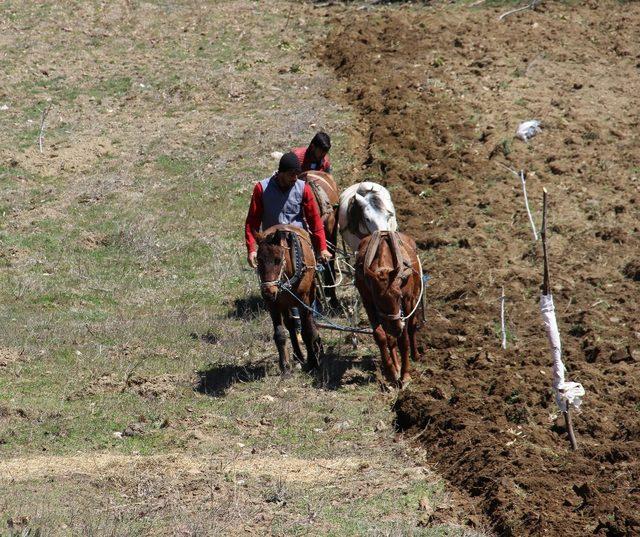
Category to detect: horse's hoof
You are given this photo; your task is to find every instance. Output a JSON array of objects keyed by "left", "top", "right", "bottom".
[
  {"left": 302, "top": 360, "right": 319, "bottom": 373},
  {"left": 378, "top": 380, "right": 393, "bottom": 393},
  {"left": 399, "top": 377, "right": 412, "bottom": 390},
  {"left": 280, "top": 369, "right": 293, "bottom": 379}
]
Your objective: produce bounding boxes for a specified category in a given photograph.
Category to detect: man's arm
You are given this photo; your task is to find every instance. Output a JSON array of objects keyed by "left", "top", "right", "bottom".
[
  {"left": 302, "top": 184, "right": 328, "bottom": 254},
  {"left": 245, "top": 182, "right": 264, "bottom": 257},
  {"left": 291, "top": 146, "right": 306, "bottom": 170}
]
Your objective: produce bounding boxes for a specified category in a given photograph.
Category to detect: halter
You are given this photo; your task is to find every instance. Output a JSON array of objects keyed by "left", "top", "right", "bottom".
[
  {"left": 260, "top": 259, "right": 286, "bottom": 289},
  {"left": 377, "top": 308, "right": 404, "bottom": 321}
]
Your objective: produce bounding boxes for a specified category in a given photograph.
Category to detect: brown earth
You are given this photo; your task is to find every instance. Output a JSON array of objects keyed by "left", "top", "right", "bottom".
[{"left": 323, "top": 1, "right": 639, "bottom": 536}]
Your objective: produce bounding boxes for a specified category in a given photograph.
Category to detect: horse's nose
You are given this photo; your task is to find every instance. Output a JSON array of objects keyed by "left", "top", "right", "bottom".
[
  {"left": 262, "top": 286, "right": 278, "bottom": 301},
  {"left": 387, "top": 320, "right": 404, "bottom": 338}
]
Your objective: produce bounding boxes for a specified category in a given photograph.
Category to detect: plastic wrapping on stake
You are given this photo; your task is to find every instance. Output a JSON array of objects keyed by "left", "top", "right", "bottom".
[{"left": 540, "top": 294, "right": 585, "bottom": 411}]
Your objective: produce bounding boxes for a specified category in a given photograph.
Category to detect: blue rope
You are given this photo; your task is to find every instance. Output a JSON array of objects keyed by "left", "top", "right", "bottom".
[
  {"left": 279, "top": 285, "right": 374, "bottom": 335},
  {"left": 277, "top": 270, "right": 432, "bottom": 336}
]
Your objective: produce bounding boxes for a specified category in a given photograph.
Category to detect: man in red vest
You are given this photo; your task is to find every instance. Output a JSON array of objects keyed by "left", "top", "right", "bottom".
[
  {"left": 292, "top": 132, "right": 331, "bottom": 174},
  {"left": 245, "top": 152, "right": 332, "bottom": 268}
]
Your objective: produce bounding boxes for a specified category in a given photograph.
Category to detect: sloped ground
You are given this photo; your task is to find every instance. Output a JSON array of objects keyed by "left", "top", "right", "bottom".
[
  {"left": 323, "top": 1, "right": 639, "bottom": 535},
  {"left": 0, "top": 1, "right": 486, "bottom": 535}
]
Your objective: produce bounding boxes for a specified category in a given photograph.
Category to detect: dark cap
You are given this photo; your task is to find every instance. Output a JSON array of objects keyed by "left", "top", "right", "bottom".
[{"left": 278, "top": 151, "right": 302, "bottom": 173}]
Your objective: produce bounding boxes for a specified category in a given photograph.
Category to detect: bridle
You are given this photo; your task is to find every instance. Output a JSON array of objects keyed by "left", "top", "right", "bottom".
[
  {"left": 258, "top": 230, "right": 308, "bottom": 295},
  {"left": 259, "top": 257, "right": 286, "bottom": 290},
  {"left": 377, "top": 307, "right": 404, "bottom": 322}
]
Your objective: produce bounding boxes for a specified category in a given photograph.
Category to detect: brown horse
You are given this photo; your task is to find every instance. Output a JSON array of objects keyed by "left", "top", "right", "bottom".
[
  {"left": 256, "top": 224, "right": 323, "bottom": 375},
  {"left": 355, "top": 230, "right": 423, "bottom": 388},
  {"left": 302, "top": 171, "right": 340, "bottom": 309}
]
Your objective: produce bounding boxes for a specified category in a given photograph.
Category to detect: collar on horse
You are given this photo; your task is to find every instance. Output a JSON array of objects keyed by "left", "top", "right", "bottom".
[{"left": 364, "top": 230, "right": 410, "bottom": 273}]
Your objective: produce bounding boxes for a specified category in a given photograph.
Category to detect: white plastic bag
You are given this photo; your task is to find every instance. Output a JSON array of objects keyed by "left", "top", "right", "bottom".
[{"left": 516, "top": 120, "right": 541, "bottom": 142}]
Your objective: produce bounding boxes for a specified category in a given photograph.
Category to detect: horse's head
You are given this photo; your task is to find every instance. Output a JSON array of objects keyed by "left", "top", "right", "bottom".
[
  {"left": 364, "top": 232, "right": 412, "bottom": 337},
  {"left": 367, "top": 266, "right": 405, "bottom": 337},
  {"left": 257, "top": 230, "right": 288, "bottom": 301},
  {"left": 352, "top": 191, "right": 395, "bottom": 236}
]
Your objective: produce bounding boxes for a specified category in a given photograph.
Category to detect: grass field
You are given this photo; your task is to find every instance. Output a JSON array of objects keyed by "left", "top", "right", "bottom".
[{"left": 0, "top": 1, "right": 484, "bottom": 535}]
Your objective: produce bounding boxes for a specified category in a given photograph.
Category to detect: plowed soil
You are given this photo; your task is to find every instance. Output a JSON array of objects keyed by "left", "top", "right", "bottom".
[{"left": 323, "top": 1, "right": 639, "bottom": 535}]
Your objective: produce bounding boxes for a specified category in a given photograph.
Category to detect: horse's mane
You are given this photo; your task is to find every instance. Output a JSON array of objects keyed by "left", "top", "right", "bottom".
[
  {"left": 357, "top": 183, "right": 392, "bottom": 213},
  {"left": 365, "top": 191, "right": 386, "bottom": 212},
  {"left": 347, "top": 196, "right": 364, "bottom": 235}
]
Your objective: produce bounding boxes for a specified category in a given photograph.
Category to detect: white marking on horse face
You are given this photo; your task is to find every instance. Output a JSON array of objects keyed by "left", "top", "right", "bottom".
[{"left": 362, "top": 201, "right": 392, "bottom": 231}]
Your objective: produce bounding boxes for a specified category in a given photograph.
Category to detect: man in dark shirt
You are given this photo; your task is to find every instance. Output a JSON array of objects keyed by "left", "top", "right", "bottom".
[{"left": 292, "top": 132, "right": 331, "bottom": 174}]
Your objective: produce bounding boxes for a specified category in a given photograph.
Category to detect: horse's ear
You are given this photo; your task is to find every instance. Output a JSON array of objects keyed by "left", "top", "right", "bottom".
[
  {"left": 256, "top": 232, "right": 266, "bottom": 244},
  {"left": 271, "top": 230, "right": 288, "bottom": 246},
  {"left": 355, "top": 193, "right": 367, "bottom": 206}
]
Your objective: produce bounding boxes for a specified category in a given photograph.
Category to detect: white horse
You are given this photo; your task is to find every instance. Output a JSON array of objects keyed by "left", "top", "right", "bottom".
[{"left": 338, "top": 182, "right": 398, "bottom": 252}]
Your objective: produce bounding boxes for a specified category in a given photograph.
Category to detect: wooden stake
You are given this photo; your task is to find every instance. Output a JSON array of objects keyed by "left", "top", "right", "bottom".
[
  {"left": 565, "top": 401, "right": 578, "bottom": 451},
  {"left": 500, "top": 286, "right": 507, "bottom": 350},
  {"left": 38, "top": 102, "right": 52, "bottom": 154},
  {"left": 541, "top": 188, "right": 550, "bottom": 295},
  {"left": 541, "top": 188, "right": 578, "bottom": 451}
]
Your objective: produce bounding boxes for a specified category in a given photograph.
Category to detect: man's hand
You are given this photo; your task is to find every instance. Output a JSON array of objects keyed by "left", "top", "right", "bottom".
[
  {"left": 319, "top": 249, "right": 332, "bottom": 263},
  {"left": 247, "top": 251, "right": 258, "bottom": 268}
]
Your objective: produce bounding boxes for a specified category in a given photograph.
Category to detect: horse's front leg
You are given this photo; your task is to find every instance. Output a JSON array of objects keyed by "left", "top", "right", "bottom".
[
  {"left": 269, "top": 305, "right": 290, "bottom": 376},
  {"left": 386, "top": 334, "right": 402, "bottom": 376},
  {"left": 408, "top": 315, "right": 422, "bottom": 364},
  {"left": 361, "top": 302, "right": 399, "bottom": 385},
  {"left": 397, "top": 325, "right": 412, "bottom": 389},
  {"left": 372, "top": 325, "right": 399, "bottom": 385},
  {"left": 284, "top": 309, "right": 304, "bottom": 364},
  {"left": 300, "top": 296, "right": 322, "bottom": 371}
]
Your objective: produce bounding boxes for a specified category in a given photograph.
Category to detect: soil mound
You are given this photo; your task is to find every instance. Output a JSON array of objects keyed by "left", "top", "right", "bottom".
[{"left": 324, "top": 1, "right": 639, "bottom": 535}]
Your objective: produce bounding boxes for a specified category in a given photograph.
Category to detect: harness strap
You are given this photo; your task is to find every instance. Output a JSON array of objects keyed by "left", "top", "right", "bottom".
[
  {"left": 364, "top": 231, "right": 383, "bottom": 269},
  {"left": 281, "top": 231, "right": 305, "bottom": 290}
]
